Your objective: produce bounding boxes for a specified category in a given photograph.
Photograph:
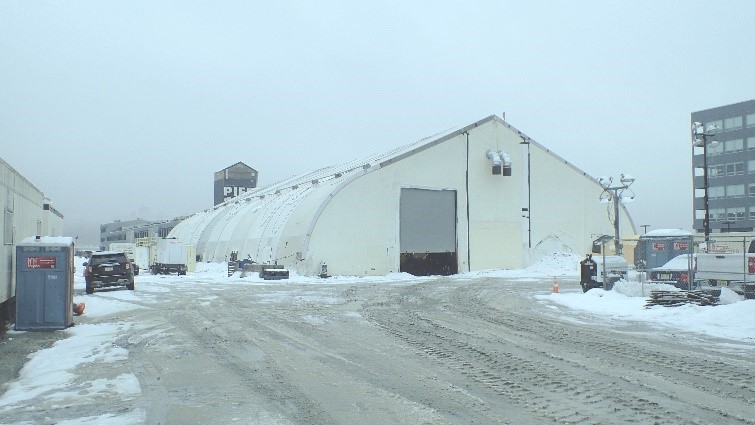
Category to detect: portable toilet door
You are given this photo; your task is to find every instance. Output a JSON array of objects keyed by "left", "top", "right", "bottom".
[{"left": 15, "top": 236, "right": 75, "bottom": 331}]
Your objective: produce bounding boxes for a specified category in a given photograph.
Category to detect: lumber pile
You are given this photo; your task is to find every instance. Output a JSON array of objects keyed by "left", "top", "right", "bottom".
[{"left": 645, "top": 290, "right": 719, "bottom": 308}]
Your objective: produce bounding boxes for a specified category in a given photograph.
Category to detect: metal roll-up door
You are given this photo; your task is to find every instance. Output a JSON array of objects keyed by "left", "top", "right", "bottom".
[{"left": 399, "top": 188, "right": 457, "bottom": 276}]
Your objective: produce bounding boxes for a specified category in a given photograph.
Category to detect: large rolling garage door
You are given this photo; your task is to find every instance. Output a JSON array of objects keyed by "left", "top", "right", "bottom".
[{"left": 400, "top": 188, "right": 458, "bottom": 276}]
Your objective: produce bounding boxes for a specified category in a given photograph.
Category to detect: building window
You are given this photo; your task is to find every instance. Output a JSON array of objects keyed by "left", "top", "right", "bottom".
[
  {"left": 726, "top": 162, "right": 744, "bottom": 176},
  {"left": 709, "top": 165, "right": 724, "bottom": 177},
  {"left": 706, "top": 120, "right": 723, "bottom": 133},
  {"left": 708, "top": 142, "right": 725, "bottom": 156},
  {"left": 750, "top": 207, "right": 755, "bottom": 221},
  {"left": 748, "top": 137, "right": 755, "bottom": 150},
  {"left": 710, "top": 208, "right": 725, "bottom": 221},
  {"left": 727, "top": 207, "right": 745, "bottom": 221},
  {"left": 709, "top": 186, "right": 725, "bottom": 199},
  {"left": 134, "top": 230, "right": 148, "bottom": 239},
  {"left": 725, "top": 138, "right": 744, "bottom": 153},
  {"left": 749, "top": 184, "right": 755, "bottom": 197},
  {"left": 724, "top": 116, "right": 743, "bottom": 131},
  {"left": 747, "top": 113, "right": 755, "bottom": 128},
  {"left": 749, "top": 160, "right": 755, "bottom": 173},
  {"left": 726, "top": 184, "right": 745, "bottom": 198},
  {"left": 158, "top": 227, "right": 173, "bottom": 237}
]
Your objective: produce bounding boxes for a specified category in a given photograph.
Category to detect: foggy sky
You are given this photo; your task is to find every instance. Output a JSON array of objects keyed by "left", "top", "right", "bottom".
[{"left": 2, "top": 1, "right": 754, "bottom": 246}]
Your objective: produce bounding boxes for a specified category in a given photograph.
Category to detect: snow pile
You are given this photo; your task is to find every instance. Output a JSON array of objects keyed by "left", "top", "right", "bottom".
[
  {"left": 719, "top": 287, "right": 745, "bottom": 305},
  {"left": 0, "top": 323, "right": 133, "bottom": 410},
  {"left": 466, "top": 252, "right": 581, "bottom": 279},
  {"left": 612, "top": 280, "right": 680, "bottom": 297},
  {"left": 539, "top": 286, "right": 755, "bottom": 343}
]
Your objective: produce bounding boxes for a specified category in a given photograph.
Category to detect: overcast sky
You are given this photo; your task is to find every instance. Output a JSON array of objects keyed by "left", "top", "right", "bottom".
[{"left": 2, "top": 1, "right": 754, "bottom": 246}]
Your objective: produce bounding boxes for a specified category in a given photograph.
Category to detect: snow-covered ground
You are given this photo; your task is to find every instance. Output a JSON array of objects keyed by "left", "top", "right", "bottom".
[{"left": 1, "top": 253, "right": 753, "bottom": 424}]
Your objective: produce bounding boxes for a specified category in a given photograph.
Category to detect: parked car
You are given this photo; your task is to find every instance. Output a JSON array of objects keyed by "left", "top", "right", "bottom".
[
  {"left": 648, "top": 254, "right": 694, "bottom": 290},
  {"left": 84, "top": 252, "right": 135, "bottom": 294}
]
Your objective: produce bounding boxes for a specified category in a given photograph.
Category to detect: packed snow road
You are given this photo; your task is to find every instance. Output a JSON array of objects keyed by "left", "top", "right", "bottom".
[{"left": 1, "top": 265, "right": 754, "bottom": 424}]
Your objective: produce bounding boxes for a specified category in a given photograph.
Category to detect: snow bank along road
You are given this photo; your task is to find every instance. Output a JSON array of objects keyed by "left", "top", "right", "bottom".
[{"left": 1, "top": 274, "right": 754, "bottom": 424}]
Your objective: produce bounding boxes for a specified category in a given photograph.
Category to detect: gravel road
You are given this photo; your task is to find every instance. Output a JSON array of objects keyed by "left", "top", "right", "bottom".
[{"left": 1, "top": 275, "right": 753, "bottom": 424}]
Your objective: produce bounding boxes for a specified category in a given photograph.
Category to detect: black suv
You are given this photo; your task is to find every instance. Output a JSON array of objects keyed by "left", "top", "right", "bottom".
[{"left": 84, "top": 252, "right": 135, "bottom": 294}]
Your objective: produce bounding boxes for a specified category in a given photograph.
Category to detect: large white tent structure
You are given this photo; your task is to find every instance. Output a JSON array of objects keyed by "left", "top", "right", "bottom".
[{"left": 170, "top": 115, "right": 635, "bottom": 276}]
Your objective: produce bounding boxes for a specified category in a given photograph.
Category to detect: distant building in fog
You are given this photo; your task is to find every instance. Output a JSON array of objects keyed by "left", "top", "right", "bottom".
[
  {"left": 214, "top": 162, "right": 258, "bottom": 206},
  {"left": 99, "top": 217, "right": 186, "bottom": 250}
]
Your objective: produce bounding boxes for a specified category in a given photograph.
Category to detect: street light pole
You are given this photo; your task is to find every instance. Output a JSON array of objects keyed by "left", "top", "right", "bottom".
[
  {"left": 692, "top": 122, "right": 719, "bottom": 248},
  {"left": 599, "top": 175, "right": 636, "bottom": 256}
]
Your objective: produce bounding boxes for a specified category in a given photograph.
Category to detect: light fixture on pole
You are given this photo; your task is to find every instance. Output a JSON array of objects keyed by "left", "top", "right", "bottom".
[
  {"left": 691, "top": 121, "right": 719, "bottom": 247},
  {"left": 598, "top": 174, "right": 636, "bottom": 255}
]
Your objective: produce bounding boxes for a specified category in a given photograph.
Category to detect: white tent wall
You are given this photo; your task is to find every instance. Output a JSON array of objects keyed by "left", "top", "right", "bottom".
[
  {"left": 302, "top": 134, "right": 466, "bottom": 275},
  {"left": 465, "top": 120, "right": 525, "bottom": 271},
  {"left": 526, "top": 138, "right": 636, "bottom": 261},
  {"left": 301, "top": 118, "right": 527, "bottom": 276}
]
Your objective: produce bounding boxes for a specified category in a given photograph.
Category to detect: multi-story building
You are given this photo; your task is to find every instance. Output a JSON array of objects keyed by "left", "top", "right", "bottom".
[
  {"left": 99, "top": 217, "right": 186, "bottom": 250},
  {"left": 692, "top": 99, "right": 755, "bottom": 235}
]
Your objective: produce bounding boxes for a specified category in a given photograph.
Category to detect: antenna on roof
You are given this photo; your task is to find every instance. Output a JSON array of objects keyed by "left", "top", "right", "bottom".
[{"left": 502, "top": 112, "right": 506, "bottom": 121}]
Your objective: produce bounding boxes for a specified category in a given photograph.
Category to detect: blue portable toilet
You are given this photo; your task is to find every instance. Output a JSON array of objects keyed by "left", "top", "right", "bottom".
[
  {"left": 15, "top": 236, "right": 75, "bottom": 331},
  {"left": 634, "top": 229, "right": 694, "bottom": 270}
]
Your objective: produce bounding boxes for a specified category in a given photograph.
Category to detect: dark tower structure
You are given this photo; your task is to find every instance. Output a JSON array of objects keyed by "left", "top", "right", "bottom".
[{"left": 214, "top": 162, "right": 258, "bottom": 206}]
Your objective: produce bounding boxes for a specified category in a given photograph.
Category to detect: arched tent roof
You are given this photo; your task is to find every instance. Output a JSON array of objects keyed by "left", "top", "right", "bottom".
[
  {"left": 170, "top": 123, "right": 464, "bottom": 262},
  {"left": 170, "top": 115, "right": 636, "bottom": 264}
]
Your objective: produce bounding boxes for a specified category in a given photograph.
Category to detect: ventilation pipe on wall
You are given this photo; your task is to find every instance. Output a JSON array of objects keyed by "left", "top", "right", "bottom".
[
  {"left": 486, "top": 149, "right": 502, "bottom": 175},
  {"left": 486, "top": 149, "right": 512, "bottom": 176},
  {"left": 499, "top": 150, "right": 512, "bottom": 176}
]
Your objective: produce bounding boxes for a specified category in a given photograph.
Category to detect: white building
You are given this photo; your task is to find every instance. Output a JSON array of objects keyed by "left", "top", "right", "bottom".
[
  {"left": 170, "top": 116, "right": 635, "bottom": 276},
  {"left": 1, "top": 157, "right": 64, "bottom": 321}
]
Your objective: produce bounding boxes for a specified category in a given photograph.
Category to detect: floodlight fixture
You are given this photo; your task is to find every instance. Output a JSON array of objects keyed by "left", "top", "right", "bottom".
[
  {"left": 598, "top": 173, "right": 637, "bottom": 255},
  {"left": 619, "top": 174, "right": 635, "bottom": 185}
]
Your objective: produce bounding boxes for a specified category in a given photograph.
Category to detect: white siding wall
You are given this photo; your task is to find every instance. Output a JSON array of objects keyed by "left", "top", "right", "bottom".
[{"left": 1, "top": 159, "right": 46, "bottom": 306}]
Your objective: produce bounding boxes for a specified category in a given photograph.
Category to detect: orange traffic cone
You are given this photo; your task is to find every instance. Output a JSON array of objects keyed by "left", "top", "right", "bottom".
[{"left": 552, "top": 277, "right": 560, "bottom": 294}]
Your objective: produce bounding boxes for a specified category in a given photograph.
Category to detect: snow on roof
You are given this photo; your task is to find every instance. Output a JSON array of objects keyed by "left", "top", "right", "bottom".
[
  {"left": 18, "top": 236, "right": 75, "bottom": 246},
  {"left": 643, "top": 229, "right": 693, "bottom": 237}
]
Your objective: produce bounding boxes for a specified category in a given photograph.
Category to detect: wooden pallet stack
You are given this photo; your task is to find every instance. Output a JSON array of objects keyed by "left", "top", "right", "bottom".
[{"left": 645, "top": 290, "right": 719, "bottom": 308}]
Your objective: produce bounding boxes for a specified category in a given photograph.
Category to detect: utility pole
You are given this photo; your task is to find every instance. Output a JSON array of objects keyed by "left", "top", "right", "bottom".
[{"left": 599, "top": 175, "right": 636, "bottom": 255}]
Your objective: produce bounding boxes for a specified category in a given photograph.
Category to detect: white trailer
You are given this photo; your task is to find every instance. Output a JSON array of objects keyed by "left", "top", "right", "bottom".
[
  {"left": 150, "top": 238, "right": 191, "bottom": 275},
  {"left": 109, "top": 242, "right": 152, "bottom": 274},
  {"left": 0, "top": 157, "right": 52, "bottom": 324}
]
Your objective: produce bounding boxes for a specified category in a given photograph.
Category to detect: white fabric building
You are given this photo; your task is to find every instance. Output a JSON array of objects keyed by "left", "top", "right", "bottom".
[{"left": 170, "top": 116, "right": 635, "bottom": 276}]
